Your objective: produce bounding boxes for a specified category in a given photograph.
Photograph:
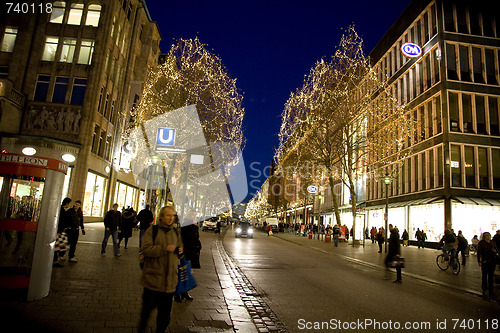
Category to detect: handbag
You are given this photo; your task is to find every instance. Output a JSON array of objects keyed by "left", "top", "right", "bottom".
[
  {"left": 175, "top": 256, "right": 197, "bottom": 295},
  {"left": 54, "top": 232, "right": 69, "bottom": 252},
  {"left": 389, "top": 257, "right": 405, "bottom": 268}
]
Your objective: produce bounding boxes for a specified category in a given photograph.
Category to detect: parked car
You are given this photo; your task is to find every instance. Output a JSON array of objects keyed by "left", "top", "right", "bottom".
[{"left": 235, "top": 221, "right": 253, "bottom": 238}]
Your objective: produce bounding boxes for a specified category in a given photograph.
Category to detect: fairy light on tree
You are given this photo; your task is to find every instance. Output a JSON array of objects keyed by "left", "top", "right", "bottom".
[{"left": 275, "top": 25, "right": 414, "bottom": 243}]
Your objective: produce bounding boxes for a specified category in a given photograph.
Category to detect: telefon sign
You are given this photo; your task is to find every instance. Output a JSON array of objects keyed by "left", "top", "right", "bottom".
[{"left": 401, "top": 42, "right": 422, "bottom": 58}]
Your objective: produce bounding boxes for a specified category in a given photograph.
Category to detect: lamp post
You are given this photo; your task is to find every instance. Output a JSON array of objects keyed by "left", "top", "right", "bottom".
[{"left": 381, "top": 174, "right": 392, "bottom": 253}]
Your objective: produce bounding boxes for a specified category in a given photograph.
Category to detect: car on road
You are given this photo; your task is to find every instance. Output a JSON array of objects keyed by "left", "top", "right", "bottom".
[
  {"left": 202, "top": 217, "right": 218, "bottom": 231},
  {"left": 235, "top": 221, "right": 253, "bottom": 238}
]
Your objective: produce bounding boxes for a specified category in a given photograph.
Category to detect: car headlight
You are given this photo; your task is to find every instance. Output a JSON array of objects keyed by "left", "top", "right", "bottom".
[
  {"left": 248, "top": 228, "right": 253, "bottom": 234},
  {"left": 236, "top": 228, "right": 242, "bottom": 233}
]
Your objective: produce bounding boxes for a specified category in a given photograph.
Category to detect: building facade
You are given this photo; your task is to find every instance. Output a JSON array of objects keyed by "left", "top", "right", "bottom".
[{"left": 0, "top": 0, "right": 161, "bottom": 220}]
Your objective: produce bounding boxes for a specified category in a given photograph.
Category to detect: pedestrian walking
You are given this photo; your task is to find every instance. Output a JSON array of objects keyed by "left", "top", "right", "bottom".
[
  {"left": 101, "top": 203, "right": 122, "bottom": 257},
  {"left": 119, "top": 207, "right": 136, "bottom": 249},
  {"left": 66, "top": 200, "right": 85, "bottom": 263},
  {"left": 477, "top": 232, "right": 497, "bottom": 297},
  {"left": 402, "top": 229, "right": 409, "bottom": 247},
  {"left": 376, "top": 227, "right": 385, "bottom": 253},
  {"left": 139, "top": 206, "right": 183, "bottom": 333},
  {"left": 456, "top": 230, "right": 468, "bottom": 265},
  {"left": 370, "top": 226, "right": 377, "bottom": 243},
  {"left": 137, "top": 204, "right": 154, "bottom": 247},
  {"left": 415, "top": 228, "right": 422, "bottom": 248},
  {"left": 176, "top": 210, "right": 201, "bottom": 302},
  {"left": 493, "top": 230, "right": 500, "bottom": 255},
  {"left": 344, "top": 225, "right": 349, "bottom": 242},
  {"left": 385, "top": 224, "right": 402, "bottom": 283},
  {"left": 332, "top": 224, "right": 341, "bottom": 247},
  {"left": 53, "top": 197, "right": 74, "bottom": 267}
]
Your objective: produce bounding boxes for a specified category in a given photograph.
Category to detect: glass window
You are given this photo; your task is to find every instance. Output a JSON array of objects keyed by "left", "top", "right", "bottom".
[
  {"left": 429, "top": 148, "right": 434, "bottom": 188},
  {"left": 85, "top": 4, "right": 101, "bottom": 27},
  {"left": 478, "top": 147, "right": 489, "bottom": 189},
  {"left": 482, "top": 12, "right": 494, "bottom": 37},
  {"left": 50, "top": 1, "right": 65, "bottom": 24},
  {"left": 430, "top": 4, "right": 437, "bottom": 35},
  {"left": 77, "top": 40, "right": 94, "bottom": 65},
  {"left": 451, "top": 144, "right": 462, "bottom": 187},
  {"left": 446, "top": 43, "right": 459, "bottom": 80},
  {"left": 435, "top": 95, "right": 442, "bottom": 134},
  {"left": 109, "top": 99, "right": 115, "bottom": 122},
  {"left": 83, "top": 172, "right": 106, "bottom": 217},
  {"left": 449, "top": 92, "right": 460, "bottom": 131},
  {"left": 489, "top": 97, "right": 499, "bottom": 136},
  {"left": 464, "top": 146, "right": 475, "bottom": 188},
  {"left": 424, "top": 54, "right": 431, "bottom": 89},
  {"left": 426, "top": 101, "right": 433, "bottom": 138},
  {"left": 33, "top": 74, "right": 50, "bottom": 101},
  {"left": 70, "top": 78, "right": 87, "bottom": 105},
  {"left": 421, "top": 152, "right": 427, "bottom": 190},
  {"left": 485, "top": 49, "right": 497, "bottom": 85},
  {"left": 443, "top": 1, "right": 455, "bottom": 32},
  {"left": 1, "top": 26, "right": 18, "bottom": 52},
  {"left": 97, "top": 86, "right": 104, "bottom": 114},
  {"left": 459, "top": 45, "right": 471, "bottom": 82},
  {"left": 475, "top": 95, "right": 486, "bottom": 135},
  {"left": 52, "top": 76, "right": 69, "bottom": 103},
  {"left": 456, "top": 3, "right": 468, "bottom": 33},
  {"left": 469, "top": 7, "right": 481, "bottom": 35},
  {"left": 462, "top": 94, "right": 473, "bottom": 133},
  {"left": 472, "top": 47, "right": 484, "bottom": 83},
  {"left": 92, "top": 125, "right": 99, "bottom": 153},
  {"left": 67, "top": 3, "right": 84, "bottom": 25},
  {"left": 493, "top": 149, "right": 500, "bottom": 189},
  {"left": 42, "top": 37, "right": 58, "bottom": 61},
  {"left": 59, "top": 38, "right": 76, "bottom": 63},
  {"left": 438, "top": 145, "right": 444, "bottom": 187},
  {"left": 98, "top": 130, "right": 106, "bottom": 157},
  {"left": 432, "top": 48, "right": 440, "bottom": 84},
  {"left": 105, "top": 135, "right": 112, "bottom": 160},
  {"left": 103, "top": 93, "right": 109, "bottom": 118}
]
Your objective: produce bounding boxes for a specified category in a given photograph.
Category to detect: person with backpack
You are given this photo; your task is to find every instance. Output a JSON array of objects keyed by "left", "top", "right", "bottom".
[
  {"left": 332, "top": 224, "right": 341, "bottom": 247},
  {"left": 139, "top": 206, "right": 183, "bottom": 333}
]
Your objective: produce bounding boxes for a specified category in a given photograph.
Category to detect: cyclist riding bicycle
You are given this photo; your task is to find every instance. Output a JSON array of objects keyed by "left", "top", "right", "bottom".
[{"left": 439, "top": 229, "right": 458, "bottom": 261}]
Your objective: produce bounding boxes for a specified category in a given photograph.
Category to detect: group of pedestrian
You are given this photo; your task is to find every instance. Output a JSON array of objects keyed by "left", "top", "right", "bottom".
[{"left": 53, "top": 197, "right": 85, "bottom": 267}]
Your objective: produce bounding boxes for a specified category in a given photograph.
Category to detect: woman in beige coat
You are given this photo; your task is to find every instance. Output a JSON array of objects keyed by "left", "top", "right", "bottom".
[{"left": 139, "top": 206, "right": 183, "bottom": 333}]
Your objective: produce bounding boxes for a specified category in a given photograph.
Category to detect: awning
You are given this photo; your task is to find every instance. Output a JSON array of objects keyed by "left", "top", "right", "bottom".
[
  {"left": 453, "top": 197, "right": 500, "bottom": 206},
  {"left": 366, "top": 196, "right": 442, "bottom": 210}
]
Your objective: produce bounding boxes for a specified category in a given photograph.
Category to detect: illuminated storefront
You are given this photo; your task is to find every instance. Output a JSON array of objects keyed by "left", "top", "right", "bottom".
[{"left": 83, "top": 171, "right": 107, "bottom": 217}]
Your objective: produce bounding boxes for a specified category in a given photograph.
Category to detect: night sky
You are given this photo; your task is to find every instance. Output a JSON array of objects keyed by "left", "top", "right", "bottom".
[{"left": 145, "top": 0, "right": 412, "bottom": 202}]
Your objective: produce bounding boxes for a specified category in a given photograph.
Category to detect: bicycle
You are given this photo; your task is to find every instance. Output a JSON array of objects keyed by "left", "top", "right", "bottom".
[{"left": 436, "top": 248, "right": 461, "bottom": 275}]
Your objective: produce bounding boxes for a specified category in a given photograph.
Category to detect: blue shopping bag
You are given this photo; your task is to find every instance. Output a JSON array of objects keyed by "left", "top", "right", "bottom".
[{"left": 175, "top": 256, "right": 197, "bottom": 295}]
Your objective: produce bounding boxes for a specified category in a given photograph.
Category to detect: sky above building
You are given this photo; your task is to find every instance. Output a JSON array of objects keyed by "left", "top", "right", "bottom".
[{"left": 145, "top": 0, "right": 412, "bottom": 202}]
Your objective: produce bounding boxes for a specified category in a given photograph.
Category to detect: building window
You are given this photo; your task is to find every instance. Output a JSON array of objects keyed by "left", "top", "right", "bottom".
[
  {"left": 67, "top": 3, "right": 84, "bottom": 25},
  {"left": 1, "top": 26, "right": 18, "bottom": 53},
  {"left": 85, "top": 4, "right": 101, "bottom": 27},
  {"left": 98, "top": 130, "right": 106, "bottom": 157},
  {"left": 451, "top": 144, "right": 462, "bottom": 187},
  {"left": 109, "top": 99, "right": 115, "bottom": 122},
  {"left": 83, "top": 171, "right": 106, "bottom": 217},
  {"left": 493, "top": 149, "right": 500, "bottom": 189},
  {"left": 446, "top": 43, "right": 459, "bottom": 81},
  {"left": 443, "top": 1, "right": 455, "bottom": 32},
  {"left": 458, "top": 45, "right": 471, "bottom": 82},
  {"left": 52, "top": 76, "right": 69, "bottom": 103},
  {"left": 475, "top": 95, "right": 487, "bottom": 135},
  {"left": 92, "top": 125, "right": 100, "bottom": 153},
  {"left": 97, "top": 86, "right": 104, "bottom": 114},
  {"left": 103, "top": 93, "right": 109, "bottom": 119},
  {"left": 437, "top": 145, "right": 444, "bottom": 188},
  {"left": 449, "top": 92, "right": 460, "bottom": 132},
  {"left": 42, "top": 37, "right": 59, "bottom": 61},
  {"left": 472, "top": 47, "right": 485, "bottom": 83},
  {"left": 33, "top": 75, "right": 50, "bottom": 101},
  {"left": 485, "top": 49, "right": 497, "bottom": 85},
  {"left": 489, "top": 97, "right": 499, "bottom": 136},
  {"left": 59, "top": 38, "right": 76, "bottom": 63},
  {"left": 478, "top": 147, "right": 489, "bottom": 189},
  {"left": 70, "top": 78, "right": 87, "bottom": 105},
  {"left": 464, "top": 146, "right": 475, "bottom": 188},
  {"left": 462, "top": 94, "right": 473, "bottom": 133},
  {"left": 105, "top": 135, "right": 112, "bottom": 160},
  {"left": 77, "top": 40, "right": 94, "bottom": 65},
  {"left": 50, "top": 1, "right": 66, "bottom": 24},
  {"left": 469, "top": 7, "right": 481, "bottom": 35}
]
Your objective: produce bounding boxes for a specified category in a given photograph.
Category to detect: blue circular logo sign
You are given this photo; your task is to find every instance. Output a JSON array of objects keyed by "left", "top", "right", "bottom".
[
  {"left": 307, "top": 185, "right": 318, "bottom": 194},
  {"left": 401, "top": 42, "right": 422, "bottom": 58}
]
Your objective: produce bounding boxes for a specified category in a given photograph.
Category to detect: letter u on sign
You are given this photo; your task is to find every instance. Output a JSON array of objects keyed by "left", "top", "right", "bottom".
[{"left": 156, "top": 128, "right": 175, "bottom": 146}]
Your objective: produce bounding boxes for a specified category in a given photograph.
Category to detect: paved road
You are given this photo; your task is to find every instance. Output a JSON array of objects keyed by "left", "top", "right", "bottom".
[{"left": 223, "top": 228, "right": 500, "bottom": 333}]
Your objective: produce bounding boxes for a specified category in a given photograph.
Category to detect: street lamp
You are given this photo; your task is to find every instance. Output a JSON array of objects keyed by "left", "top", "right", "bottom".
[{"left": 381, "top": 174, "right": 393, "bottom": 253}]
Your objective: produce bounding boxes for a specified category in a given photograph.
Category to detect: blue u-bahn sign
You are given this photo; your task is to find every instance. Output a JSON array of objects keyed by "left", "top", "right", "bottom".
[
  {"left": 156, "top": 128, "right": 175, "bottom": 146},
  {"left": 401, "top": 42, "right": 422, "bottom": 58}
]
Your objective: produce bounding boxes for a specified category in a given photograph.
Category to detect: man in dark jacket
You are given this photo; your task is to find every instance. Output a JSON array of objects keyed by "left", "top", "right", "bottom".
[
  {"left": 101, "top": 203, "right": 122, "bottom": 257},
  {"left": 477, "top": 232, "right": 497, "bottom": 296},
  {"left": 54, "top": 197, "right": 74, "bottom": 267},
  {"left": 65, "top": 200, "right": 85, "bottom": 263},
  {"left": 385, "top": 224, "right": 402, "bottom": 283},
  {"left": 456, "top": 230, "right": 468, "bottom": 265},
  {"left": 137, "top": 205, "right": 154, "bottom": 247}
]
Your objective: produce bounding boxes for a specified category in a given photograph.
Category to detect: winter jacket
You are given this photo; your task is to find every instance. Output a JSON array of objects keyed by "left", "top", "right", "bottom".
[
  {"left": 140, "top": 225, "right": 183, "bottom": 293},
  {"left": 57, "top": 206, "right": 76, "bottom": 233},
  {"left": 137, "top": 208, "right": 154, "bottom": 230},
  {"left": 477, "top": 240, "right": 496, "bottom": 264},
  {"left": 103, "top": 209, "right": 122, "bottom": 231}
]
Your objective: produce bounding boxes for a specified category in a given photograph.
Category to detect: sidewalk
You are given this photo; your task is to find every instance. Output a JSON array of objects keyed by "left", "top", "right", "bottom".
[
  {"left": 273, "top": 231, "right": 499, "bottom": 300},
  {"left": 0, "top": 223, "right": 249, "bottom": 333}
]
